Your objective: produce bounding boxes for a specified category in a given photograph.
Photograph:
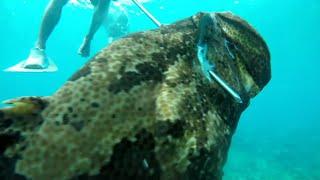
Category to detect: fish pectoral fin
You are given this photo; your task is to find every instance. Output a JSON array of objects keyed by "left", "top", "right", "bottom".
[
  {"left": 0, "top": 97, "right": 48, "bottom": 134},
  {"left": 1, "top": 96, "right": 48, "bottom": 116}
]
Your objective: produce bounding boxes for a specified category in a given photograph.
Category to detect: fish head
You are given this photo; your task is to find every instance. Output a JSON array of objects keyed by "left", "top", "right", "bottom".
[
  {"left": 216, "top": 12, "right": 271, "bottom": 96},
  {"left": 193, "top": 12, "right": 271, "bottom": 98}
]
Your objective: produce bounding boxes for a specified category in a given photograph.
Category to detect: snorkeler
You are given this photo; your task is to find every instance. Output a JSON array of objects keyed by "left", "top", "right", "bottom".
[
  {"left": 5, "top": 0, "right": 155, "bottom": 72},
  {"left": 104, "top": 8, "right": 130, "bottom": 43},
  {"left": 12, "top": 0, "right": 112, "bottom": 71}
]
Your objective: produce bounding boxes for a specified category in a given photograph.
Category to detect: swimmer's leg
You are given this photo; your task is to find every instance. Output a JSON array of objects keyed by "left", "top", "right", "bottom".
[
  {"left": 22, "top": 0, "right": 68, "bottom": 69},
  {"left": 36, "top": 0, "right": 69, "bottom": 50},
  {"left": 78, "top": 0, "right": 111, "bottom": 57}
]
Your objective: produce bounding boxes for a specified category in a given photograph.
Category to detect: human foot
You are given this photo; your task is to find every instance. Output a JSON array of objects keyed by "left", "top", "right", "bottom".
[
  {"left": 78, "top": 37, "right": 91, "bottom": 57},
  {"left": 23, "top": 48, "right": 49, "bottom": 69}
]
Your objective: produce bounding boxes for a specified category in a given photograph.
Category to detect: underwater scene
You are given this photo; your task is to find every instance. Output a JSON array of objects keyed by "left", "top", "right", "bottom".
[{"left": 0, "top": 0, "right": 319, "bottom": 179}]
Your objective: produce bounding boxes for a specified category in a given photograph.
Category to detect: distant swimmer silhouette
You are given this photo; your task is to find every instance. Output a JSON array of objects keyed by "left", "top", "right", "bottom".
[
  {"left": 6, "top": 0, "right": 118, "bottom": 72},
  {"left": 104, "top": 8, "right": 130, "bottom": 43}
]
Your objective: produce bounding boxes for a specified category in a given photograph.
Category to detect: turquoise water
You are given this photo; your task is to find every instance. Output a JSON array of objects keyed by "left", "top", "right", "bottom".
[{"left": 0, "top": 0, "right": 319, "bottom": 179}]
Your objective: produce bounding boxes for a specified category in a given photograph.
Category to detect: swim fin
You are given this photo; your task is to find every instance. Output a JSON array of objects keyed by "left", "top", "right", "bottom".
[{"left": 4, "top": 48, "right": 58, "bottom": 73}]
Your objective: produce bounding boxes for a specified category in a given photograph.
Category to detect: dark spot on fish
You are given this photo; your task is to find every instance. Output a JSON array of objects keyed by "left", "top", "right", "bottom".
[
  {"left": 1, "top": 119, "right": 13, "bottom": 129},
  {"left": 0, "top": 132, "right": 21, "bottom": 153},
  {"left": 136, "top": 63, "right": 162, "bottom": 80},
  {"left": 91, "top": 102, "right": 100, "bottom": 108},
  {"left": 151, "top": 52, "right": 165, "bottom": 62},
  {"left": 29, "top": 97, "right": 37, "bottom": 101},
  {"left": 28, "top": 97, "right": 48, "bottom": 110},
  {"left": 62, "top": 114, "right": 69, "bottom": 124},
  {"left": 0, "top": 132, "right": 26, "bottom": 180},
  {"left": 73, "top": 129, "right": 161, "bottom": 180},
  {"left": 37, "top": 117, "right": 44, "bottom": 125},
  {"left": 0, "top": 111, "right": 4, "bottom": 119},
  {"left": 30, "top": 113, "right": 38, "bottom": 117},
  {"left": 108, "top": 71, "right": 139, "bottom": 93},
  {"left": 155, "top": 120, "right": 185, "bottom": 138},
  {"left": 194, "top": 81, "right": 216, "bottom": 116},
  {"left": 36, "top": 98, "right": 48, "bottom": 110},
  {"left": 0, "top": 156, "right": 27, "bottom": 180},
  {"left": 68, "top": 107, "right": 73, "bottom": 113},
  {"left": 70, "top": 121, "right": 84, "bottom": 131},
  {"left": 166, "top": 45, "right": 190, "bottom": 61},
  {"left": 20, "top": 144, "right": 27, "bottom": 151},
  {"left": 151, "top": 53, "right": 169, "bottom": 71},
  {"left": 69, "top": 63, "right": 91, "bottom": 81},
  {"left": 186, "top": 148, "right": 219, "bottom": 180},
  {"left": 108, "top": 63, "right": 163, "bottom": 93},
  {"left": 170, "top": 121, "right": 186, "bottom": 138},
  {"left": 16, "top": 116, "right": 24, "bottom": 121}
]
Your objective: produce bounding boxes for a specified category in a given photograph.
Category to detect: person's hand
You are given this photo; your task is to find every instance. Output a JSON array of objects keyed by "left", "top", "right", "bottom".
[{"left": 78, "top": 37, "right": 91, "bottom": 58}]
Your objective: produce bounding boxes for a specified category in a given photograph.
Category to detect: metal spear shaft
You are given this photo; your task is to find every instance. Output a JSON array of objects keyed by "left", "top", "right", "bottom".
[{"left": 132, "top": 0, "right": 162, "bottom": 27}]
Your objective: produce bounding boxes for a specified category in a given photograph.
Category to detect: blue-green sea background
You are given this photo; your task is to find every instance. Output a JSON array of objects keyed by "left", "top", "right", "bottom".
[{"left": 0, "top": 0, "right": 319, "bottom": 179}]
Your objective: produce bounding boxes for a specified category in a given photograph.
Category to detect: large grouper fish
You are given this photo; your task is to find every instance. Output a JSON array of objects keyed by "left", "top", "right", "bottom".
[{"left": 0, "top": 12, "right": 270, "bottom": 180}]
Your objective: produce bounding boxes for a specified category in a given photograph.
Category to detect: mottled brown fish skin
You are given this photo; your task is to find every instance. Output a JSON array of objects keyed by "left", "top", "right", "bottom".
[{"left": 0, "top": 12, "right": 270, "bottom": 180}]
